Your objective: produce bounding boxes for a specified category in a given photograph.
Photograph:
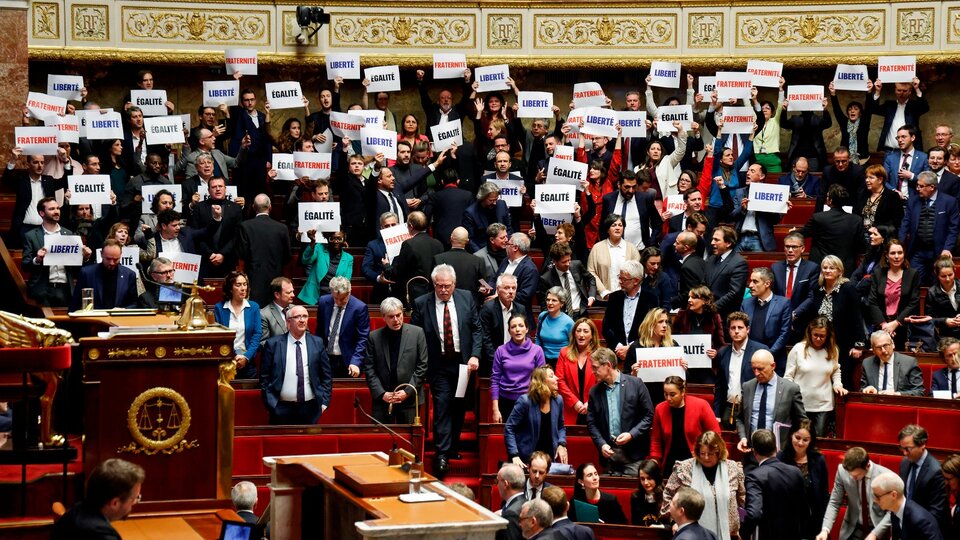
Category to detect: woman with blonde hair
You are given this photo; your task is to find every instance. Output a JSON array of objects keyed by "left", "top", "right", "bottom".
[
  {"left": 809, "top": 255, "right": 865, "bottom": 390},
  {"left": 503, "top": 365, "right": 568, "bottom": 468},
  {"left": 556, "top": 318, "right": 600, "bottom": 426},
  {"left": 662, "top": 430, "right": 745, "bottom": 540},
  {"left": 629, "top": 308, "right": 685, "bottom": 405},
  {"left": 785, "top": 316, "right": 847, "bottom": 437}
]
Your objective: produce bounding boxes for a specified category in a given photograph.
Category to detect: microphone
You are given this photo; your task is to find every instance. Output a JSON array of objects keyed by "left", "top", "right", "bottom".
[{"left": 353, "top": 396, "right": 414, "bottom": 467}]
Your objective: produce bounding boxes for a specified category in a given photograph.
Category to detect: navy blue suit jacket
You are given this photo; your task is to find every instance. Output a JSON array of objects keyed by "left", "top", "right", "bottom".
[
  {"left": 549, "top": 518, "right": 596, "bottom": 540},
  {"left": 931, "top": 367, "right": 959, "bottom": 395},
  {"left": 673, "top": 522, "right": 719, "bottom": 540},
  {"left": 883, "top": 150, "right": 930, "bottom": 196},
  {"left": 771, "top": 259, "right": 820, "bottom": 319},
  {"left": 714, "top": 339, "right": 769, "bottom": 417},
  {"left": 504, "top": 394, "right": 566, "bottom": 461},
  {"left": 868, "top": 95, "right": 930, "bottom": 151},
  {"left": 214, "top": 300, "right": 262, "bottom": 379},
  {"left": 899, "top": 452, "right": 949, "bottom": 533},
  {"left": 259, "top": 333, "right": 332, "bottom": 412},
  {"left": 70, "top": 264, "right": 138, "bottom": 311},
  {"left": 894, "top": 499, "right": 944, "bottom": 540},
  {"left": 599, "top": 190, "right": 662, "bottom": 248},
  {"left": 316, "top": 294, "right": 370, "bottom": 371},
  {"left": 899, "top": 193, "right": 960, "bottom": 256},
  {"left": 741, "top": 294, "right": 793, "bottom": 369},
  {"left": 744, "top": 457, "right": 810, "bottom": 540},
  {"left": 227, "top": 108, "right": 272, "bottom": 165},
  {"left": 463, "top": 200, "right": 513, "bottom": 252},
  {"left": 586, "top": 372, "right": 654, "bottom": 462},
  {"left": 601, "top": 287, "right": 660, "bottom": 349},
  {"left": 496, "top": 256, "right": 539, "bottom": 318}
]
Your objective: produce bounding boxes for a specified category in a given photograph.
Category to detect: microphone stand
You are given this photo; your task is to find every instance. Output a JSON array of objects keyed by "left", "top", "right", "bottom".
[
  {"left": 389, "top": 383, "right": 424, "bottom": 468},
  {"left": 353, "top": 396, "right": 415, "bottom": 468}
]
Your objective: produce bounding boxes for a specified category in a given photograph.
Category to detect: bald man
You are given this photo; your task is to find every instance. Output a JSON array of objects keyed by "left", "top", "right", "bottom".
[
  {"left": 735, "top": 349, "right": 807, "bottom": 455},
  {"left": 238, "top": 193, "right": 291, "bottom": 306},
  {"left": 434, "top": 226, "right": 488, "bottom": 303}
]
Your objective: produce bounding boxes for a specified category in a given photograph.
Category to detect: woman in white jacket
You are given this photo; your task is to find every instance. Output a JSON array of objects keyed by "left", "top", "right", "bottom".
[{"left": 638, "top": 120, "right": 687, "bottom": 203}]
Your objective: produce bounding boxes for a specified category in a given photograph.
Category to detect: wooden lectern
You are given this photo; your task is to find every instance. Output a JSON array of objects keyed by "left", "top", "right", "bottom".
[
  {"left": 266, "top": 452, "right": 507, "bottom": 540},
  {"left": 81, "top": 326, "right": 237, "bottom": 508}
]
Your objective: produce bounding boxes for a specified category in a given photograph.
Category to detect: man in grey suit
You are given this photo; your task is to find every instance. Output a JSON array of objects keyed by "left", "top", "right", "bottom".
[
  {"left": 860, "top": 330, "right": 925, "bottom": 396},
  {"left": 364, "top": 297, "right": 429, "bottom": 424},
  {"left": 735, "top": 349, "right": 807, "bottom": 455},
  {"left": 817, "top": 447, "right": 892, "bottom": 540},
  {"left": 260, "top": 277, "right": 295, "bottom": 347}
]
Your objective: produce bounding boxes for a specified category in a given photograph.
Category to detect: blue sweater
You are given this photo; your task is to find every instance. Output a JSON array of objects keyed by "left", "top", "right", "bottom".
[{"left": 536, "top": 312, "right": 575, "bottom": 359}]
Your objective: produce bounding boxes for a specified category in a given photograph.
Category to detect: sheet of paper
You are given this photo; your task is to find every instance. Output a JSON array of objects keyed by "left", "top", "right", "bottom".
[{"left": 455, "top": 364, "right": 470, "bottom": 398}]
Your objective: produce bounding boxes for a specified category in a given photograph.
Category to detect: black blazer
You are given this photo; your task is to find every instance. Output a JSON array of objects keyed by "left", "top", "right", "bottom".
[
  {"left": 771, "top": 259, "right": 820, "bottom": 319},
  {"left": 478, "top": 299, "right": 527, "bottom": 376},
  {"left": 807, "top": 281, "right": 866, "bottom": 352},
  {"left": 600, "top": 190, "right": 663, "bottom": 248},
  {"left": 923, "top": 280, "right": 960, "bottom": 339},
  {"left": 705, "top": 252, "right": 750, "bottom": 318},
  {"left": 939, "top": 170, "right": 960, "bottom": 200},
  {"left": 675, "top": 254, "right": 706, "bottom": 308},
  {"left": 899, "top": 452, "right": 949, "bottom": 533},
  {"left": 853, "top": 189, "right": 905, "bottom": 233},
  {"left": 866, "top": 267, "right": 921, "bottom": 326},
  {"left": 188, "top": 197, "right": 243, "bottom": 276},
  {"left": 410, "top": 289, "right": 483, "bottom": 373},
  {"left": 779, "top": 450, "right": 829, "bottom": 539},
  {"left": 425, "top": 185, "right": 474, "bottom": 249},
  {"left": 538, "top": 261, "right": 597, "bottom": 319},
  {"left": 713, "top": 339, "right": 769, "bottom": 417},
  {"left": 586, "top": 372, "right": 654, "bottom": 463},
  {"left": 238, "top": 214, "right": 291, "bottom": 307},
  {"left": 568, "top": 490, "right": 628, "bottom": 525},
  {"left": 434, "top": 248, "right": 487, "bottom": 302},
  {"left": 798, "top": 208, "right": 866, "bottom": 277},
  {"left": 831, "top": 94, "right": 871, "bottom": 159},
  {"left": 601, "top": 288, "right": 659, "bottom": 348},
  {"left": 418, "top": 79, "right": 472, "bottom": 131},
  {"left": 2, "top": 167, "right": 67, "bottom": 241},
  {"left": 867, "top": 94, "right": 930, "bottom": 151},
  {"left": 386, "top": 232, "right": 444, "bottom": 303},
  {"left": 744, "top": 457, "right": 810, "bottom": 540}
]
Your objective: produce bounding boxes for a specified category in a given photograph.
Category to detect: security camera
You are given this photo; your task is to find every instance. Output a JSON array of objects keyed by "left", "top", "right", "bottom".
[{"left": 294, "top": 6, "right": 330, "bottom": 45}]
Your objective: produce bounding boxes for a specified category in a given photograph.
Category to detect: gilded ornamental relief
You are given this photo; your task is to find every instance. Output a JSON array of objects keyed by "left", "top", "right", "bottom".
[
  {"left": 120, "top": 6, "right": 270, "bottom": 45},
  {"left": 533, "top": 14, "right": 676, "bottom": 48},
  {"left": 32, "top": 2, "right": 59, "bottom": 40},
  {"left": 330, "top": 13, "right": 475, "bottom": 48},
  {"left": 896, "top": 8, "right": 935, "bottom": 45},
  {"left": 736, "top": 11, "right": 885, "bottom": 48}
]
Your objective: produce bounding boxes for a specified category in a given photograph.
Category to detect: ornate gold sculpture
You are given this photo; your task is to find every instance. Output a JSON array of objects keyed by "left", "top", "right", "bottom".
[
  {"left": 122, "top": 7, "right": 269, "bottom": 44},
  {"left": 535, "top": 14, "right": 675, "bottom": 48},
  {"left": 32, "top": 2, "right": 59, "bottom": 40},
  {"left": 174, "top": 346, "right": 212, "bottom": 357},
  {"left": 118, "top": 386, "right": 198, "bottom": 455},
  {"left": 737, "top": 12, "right": 884, "bottom": 47},
  {"left": 106, "top": 348, "right": 149, "bottom": 359},
  {"left": 0, "top": 311, "right": 74, "bottom": 348},
  {"left": 175, "top": 282, "right": 216, "bottom": 331},
  {"left": 332, "top": 14, "right": 474, "bottom": 47}
]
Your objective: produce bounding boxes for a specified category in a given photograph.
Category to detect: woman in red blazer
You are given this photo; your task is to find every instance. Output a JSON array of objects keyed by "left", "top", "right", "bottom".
[
  {"left": 649, "top": 376, "right": 721, "bottom": 476},
  {"left": 555, "top": 318, "right": 600, "bottom": 426}
]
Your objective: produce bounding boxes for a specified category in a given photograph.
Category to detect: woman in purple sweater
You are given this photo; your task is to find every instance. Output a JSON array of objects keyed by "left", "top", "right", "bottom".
[{"left": 492, "top": 314, "right": 546, "bottom": 423}]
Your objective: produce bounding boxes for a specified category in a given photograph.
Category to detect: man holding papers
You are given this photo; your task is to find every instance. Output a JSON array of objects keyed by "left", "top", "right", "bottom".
[
  {"left": 23, "top": 197, "right": 90, "bottom": 306},
  {"left": 228, "top": 88, "right": 272, "bottom": 201},
  {"left": 416, "top": 68, "right": 472, "bottom": 132},
  {"left": 868, "top": 76, "right": 929, "bottom": 152}
]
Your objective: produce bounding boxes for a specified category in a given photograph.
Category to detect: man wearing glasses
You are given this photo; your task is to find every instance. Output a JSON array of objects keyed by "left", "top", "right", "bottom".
[
  {"left": 871, "top": 471, "right": 943, "bottom": 540},
  {"left": 771, "top": 231, "right": 820, "bottom": 337},
  {"left": 896, "top": 424, "right": 949, "bottom": 536},
  {"left": 816, "top": 147, "right": 865, "bottom": 212},
  {"left": 860, "top": 330, "right": 924, "bottom": 396}
]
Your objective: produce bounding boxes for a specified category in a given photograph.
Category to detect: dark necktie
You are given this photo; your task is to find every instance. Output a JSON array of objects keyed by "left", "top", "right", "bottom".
[
  {"left": 757, "top": 382, "right": 768, "bottom": 430},
  {"left": 294, "top": 340, "right": 305, "bottom": 402},
  {"left": 389, "top": 192, "right": 400, "bottom": 216},
  {"left": 907, "top": 462, "right": 919, "bottom": 500},
  {"left": 443, "top": 301, "right": 454, "bottom": 354},
  {"left": 860, "top": 478, "right": 873, "bottom": 530},
  {"left": 562, "top": 272, "right": 573, "bottom": 313},
  {"left": 951, "top": 369, "right": 958, "bottom": 395},
  {"left": 327, "top": 306, "right": 342, "bottom": 355},
  {"left": 892, "top": 513, "right": 902, "bottom": 540},
  {"left": 620, "top": 198, "right": 628, "bottom": 219},
  {"left": 882, "top": 362, "right": 889, "bottom": 391}
]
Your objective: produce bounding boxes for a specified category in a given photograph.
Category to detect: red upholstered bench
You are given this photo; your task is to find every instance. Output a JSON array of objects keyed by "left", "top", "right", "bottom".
[
  {"left": 842, "top": 402, "right": 917, "bottom": 443},
  {"left": 234, "top": 387, "right": 374, "bottom": 426},
  {"left": 337, "top": 433, "right": 396, "bottom": 453},
  {"left": 261, "top": 434, "right": 340, "bottom": 458},
  {"left": 235, "top": 389, "right": 270, "bottom": 426},
  {"left": 918, "top": 409, "right": 960, "bottom": 450},
  {"left": 480, "top": 433, "right": 509, "bottom": 475},
  {"left": 233, "top": 436, "right": 265, "bottom": 475}
]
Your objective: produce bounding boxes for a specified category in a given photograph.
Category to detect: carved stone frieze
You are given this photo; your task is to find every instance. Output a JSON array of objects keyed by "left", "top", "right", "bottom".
[
  {"left": 121, "top": 7, "right": 269, "bottom": 45},
  {"left": 331, "top": 14, "right": 475, "bottom": 48},
  {"left": 896, "top": 8, "right": 934, "bottom": 46},
  {"left": 688, "top": 12, "right": 723, "bottom": 48},
  {"left": 950, "top": 7, "right": 960, "bottom": 45},
  {"left": 736, "top": 11, "right": 884, "bottom": 47},
  {"left": 487, "top": 14, "right": 521, "bottom": 49},
  {"left": 534, "top": 14, "right": 676, "bottom": 48},
  {"left": 32, "top": 2, "right": 58, "bottom": 40},
  {"left": 72, "top": 4, "right": 108, "bottom": 42},
  {"left": 282, "top": 11, "right": 316, "bottom": 46}
]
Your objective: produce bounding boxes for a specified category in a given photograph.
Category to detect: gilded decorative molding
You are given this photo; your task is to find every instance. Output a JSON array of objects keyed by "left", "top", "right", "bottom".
[
  {"left": 72, "top": 4, "right": 108, "bottom": 42},
  {"left": 949, "top": 7, "right": 960, "bottom": 45},
  {"left": 896, "top": 8, "right": 934, "bottom": 45},
  {"left": 688, "top": 12, "right": 723, "bottom": 48},
  {"left": 330, "top": 14, "right": 475, "bottom": 48},
  {"left": 32, "top": 2, "right": 58, "bottom": 40},
  {"left": 736, "top": 11, "right": 884, "bottom": 48},
  {"left": 107, "top": 347, "right": 148, "bottom": 359},
  {"left": 120, "top": 7, "right": 270, "bottom": 45},
  {"left": 174, "top": 345, "right": 212, "bottom": 357},
  {"left": 282, "top": 10, "right": 316, "bottom": 46},
  {"left": 533, "top": 14, "right": 676, "bottom": 48},
  {"left": 487, "top": 14, "right": 522, "bottom": 49},
  {"left": 155, "top": 346, "right": 167, "bottom": 359}
]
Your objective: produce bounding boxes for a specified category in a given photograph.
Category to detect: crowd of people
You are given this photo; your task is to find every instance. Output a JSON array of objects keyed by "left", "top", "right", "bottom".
[{"left": 10, "top": 65, "right": 960, "bottom": 539}]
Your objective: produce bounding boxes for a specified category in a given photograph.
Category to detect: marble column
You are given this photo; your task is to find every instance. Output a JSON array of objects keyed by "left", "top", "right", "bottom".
[{"left": 0, "top": 0, "right": 28, "bottom": 159}]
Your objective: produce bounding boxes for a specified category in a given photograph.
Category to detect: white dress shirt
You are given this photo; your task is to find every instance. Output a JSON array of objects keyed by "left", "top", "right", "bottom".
[
  {"left": 435, "top": 295, "right": 460, "bottom": 354},
  {"left": 280, "top": 333, "right": 316, "bottom": 402}
]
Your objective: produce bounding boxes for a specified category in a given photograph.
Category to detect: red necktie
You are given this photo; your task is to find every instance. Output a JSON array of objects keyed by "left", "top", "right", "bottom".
[
  {"left": 786, "top": 264, "right": 794, "bottom": 299},
  {"left": 443, "top": 301, "right": 454, "bottom": 354},
  {"left": 860, "top": 478, "right": 873, "bottom": 530}
]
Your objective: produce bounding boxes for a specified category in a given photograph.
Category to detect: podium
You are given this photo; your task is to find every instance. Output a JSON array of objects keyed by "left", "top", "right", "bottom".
[
  {"left": 80, "top": 325, "right": 237, "bottom": 507},
  {"left": 265, "top": 452, "right": 507, "bottom": 540}
]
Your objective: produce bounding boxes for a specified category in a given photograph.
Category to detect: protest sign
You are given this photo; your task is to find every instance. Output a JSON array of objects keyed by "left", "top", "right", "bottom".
[
  {"left": 833, "top": 64, "right": 870, "bottom": 92},
  {"left": 364, "top": 65, "right": 401, "bottom": 93},
  {"left": 225, "top": 48, "right": 258, "bottom": 76},
  {"left": 361, "top": 127, "right": 398, "bottom": 160},
  {"left": 572, "top": 82, "right": 606, "bottom": 108},
  {"left": 664, "top": 194, "right": 686, "bottom": 216},
  {"left": 293, "top": 152, "right": 331, "bottom": 180},
  {"left": 715, "top": 72, "right": 753, "bottom": 101},
  {"left": 649, "top": 62, "right": 681, "bottom": 88},
  {"left": 617, "top": 111, "right": 647, "bottom": 138},
  {"left": 265, "top": 82, "right": 304, "bottom": 110},
  {"left": 517, "top": 91, "right": 554, "bottom": 118},
  {"left": 349, "top": 109, "right": 386, "bottom": 127},
  {"left": 633, "top": 347, "right": 686, "bottom": 382},
  {"left": 326, "top": 53, "right": 360, "bottom": 79},
  {"left": 26, "top": 92, "right": 66, "bottom": 120},
  {"left": 786, "top": 85, "right": 824, "bottom": 112},
  {"left": 84, "top": 112, "right": 123, "bottom": 140},
  {"left": 130, "top": 90, "right": 168, "bottom": 116},
  {"left": 554, "top": 145, "right": 574, "bottom": 161},
  {"left": 14, "top": 126, "right": 58, "bottom": 155},
  {"left": 546, "top": 159, "right": 587, "bottom": 190},
  {"left": 433, "top": 53, "right": 467, "bottom": 79},
  {"left": 273, "top": 153, "right": 295, "bottom": 181},
  {"left": 67, "top": 175, "right": 111, "bottom": 206},
  {"left": 96, "top": 246, "right": 139, "bottom": 274},
  {"left": 202, "top": 80, "right": 240, "bottom": 107},
  {"left": 45, "top": 114, "right": 80, "bottom": 144},
  {"left": 535, "top": 185, "right": 576, "bottom": 213},
  {"left": 656, "top": 105, "right": 694, "bottom": 132},
  {"left": 381, "top": 224, "right": 412, "bottom": 263},
  {"left": 144, "top": 116, "right": 185, "bottom": 145},
  {"left": 430, "top": 119, "right": 463, "bottom": 152},
  {"left": 877, "top": 56, "right": 916, "bottom": 83},
  {"left": 47, "top": 75, "right": 84, "bottom": 101},
  {"left": 491, "top": 179, "right": 523, "bottom": 207},
  {"left": 673, "top": 334, "right": 712, "bottom": 369},
  {"left": 698, "top": 76, "right": 717, "bottom": 96},
  {"left": 169, "top": 252, "right": 202, "bottom": 284},
  {"left": 299, "top": 202, "right": 341, "bottom": 240},
  {"left": 329, "top": 111, "right": 364, "bottom": 139},
  {"left": 540, "top": 214, "right": 573, "bottom": 235},
  {"left": 43, "top": 235, "right": 84, "bottom": 266},
  {"left": 475, "top": 64, "right": 510, "bottom": 92},
  {"left": 746, "top": 60, "right": 783, "bottom": 88},
  {"left": 721, "top": 106, "right": 756, "bottom": 134},
  {"left": 747, "top": 183, "right": 790, "bottom": 213},
  {"left": 581, "top": 107, "right": 618, "bottom": 138}
]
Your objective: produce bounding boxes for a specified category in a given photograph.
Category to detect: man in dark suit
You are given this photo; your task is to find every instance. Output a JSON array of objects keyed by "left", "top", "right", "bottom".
[
  {"left": 70, "top": 239, "right": 138, "bottom": 311},
  {"left": 868, "top": 78, "right": 929, "bottom": 152},
  {"left": 816, "top": 147, "right": 866, "bottom": 211},
  {"left": 899, "top": 171, "right": 959, "bottom": 283},
  {"left": 370, "top": 166, "right": 420, "bottom": 226},
  {"left": 385, "top": 211, "right": 444, "bottom": 304},
  {"left": 539, "top": 242, "right": 596, "bottom": 320},
  {"left": 602, "top": 260, "right": 659, "bottom": 364},
  {"left": 416, "top": 68, "right": 471, "bottom": 132},
  {"left": 259, "top": 305, "right": 333, "bottom": 425},
  {"left": 743, "top": 429, "right": 810, "bottom": 540},
  {"left": 435, "top": 227, "right": 488, "bottom": 304},
  {"left": 883, "top": 125, "right": 930, "bottom": 198},
  {"left": 364, "top": 296, "right": 428, "bottom": 424},
  {"left": 586, "top": 347, "right": 655, "bottom": 476},
  {"left": 3, "top": 147, "right": 69, "bottom": 246},
  {"left": 317, "top": 277, "right": 370, "bottom": 379},
  {"left": 661, "top": 213, "right": 709, "bottom": 292},
  {"left": 425, "top": 169, "right": 475, "bottom": 250},
  {"left": 519, "top": 500, "right": 557, "bottom": 540},
  {"left": 336, "top": 153, "right": 371, "bottom": 246},
  {"left": 928, "top": 146, "right": 960, "bottom": 199},
  {"left": 496, "top": 232, "right": 539, "bottom": 318},
  {"left": 463, "top": 182, "right": 513, "bottom": 252},
  {"left": 411, "top": 264, "right": 482, "bottom": 477},
  {"left": 52, "top": 458, "right": 144, "bottom": 540},
  {"left": 480, "top": 273, "right": 526, "bottom": 376},
  {"left": 873, "top": 471, "right": 944, "bottom": 540},
  {"left": 228, "top": 89, "right": 272, "bottom": 200},
  {"left": 741, "top": 268, "right": 793, "bottom": 374},
  {"left": 541, "top": 486, "right": 596, "bottom": 540},
  {"left": 188, "top": 176, "right": 243, "bottom": 279},
  {"left": 798, "top": 184, "right": 866, "bottom": 276},
  {"left": 231, "top": 481, "right": 259, "bottom": 525},
  {"left": 705, "top": 225, "right": 750, "bottom": 320},
  {"left": 667, "top": 189, "right": 704, "bottom": 234},
  {"left": 930, "top": 341, "right": 960, "bottom": 397},
  {"left": 715, "top": 312, "right": 770, "bottom": 429},
  {"left": 668, "top": 487, "right": 720, "bottom": 540},
  {"left": 22, "top": 197, "right": 90, "bottom": 306},
  {"left": 860, "top": 330, "right": 924, "bottom": 396},
  {"left": 260, "top": 277, "right": 294, "bottom": 347},
  {"left": 238, "top": 194, "right": 291, "bottom": 306},
  {"left": 672, "top": 231, "right": 706, "bottom": 308},
  {"left": 361, "top": 211, "right": 399, "bottom": 305},
  {"left": 897, "top": 424, "right": 949, "bottom": 535},
  {"left": 771, "top": 231, "right": 820, "bottom": 331},
  {"left": 496, "top": 463, "right": 527, "bottom": 540},
  {"left": 600, "top": 170, "right": 662, "bottom": 249},
  {"left": 735, "top": 349, "right": 807, "bottom": 454},
  {"left": 142, "top": 210, "right": 199, "bottom": 270}
]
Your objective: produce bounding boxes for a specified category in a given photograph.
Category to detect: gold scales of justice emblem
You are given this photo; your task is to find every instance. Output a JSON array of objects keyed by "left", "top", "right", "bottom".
[{"left": 118, "top": 387, "right": 199, "bottom": 455}]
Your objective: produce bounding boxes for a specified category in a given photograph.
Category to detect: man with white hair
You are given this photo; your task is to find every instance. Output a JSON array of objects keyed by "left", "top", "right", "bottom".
[
  {"left": 602, "top": 260, "right": 659, "bottom": 363},
  {"left": 317, "top": 276, "right": 370, "bottom": 379},
  {"left": 871, "top": 471, "right": 943, "bottom": 540},
  {"left": 519, "top": 499, "right": 554, "bottom": 540},
  {"left": 364, "top": 297, "right": 428, "bottom": 424},
  {"left": 231, "top": 481, "right": 259, "bottom": 524},
  {"left": 411, "top": 264, "right": 481, "bottom": 477},
  {"left": 496, "top": 232, "right": 538, "bottom": 317},
  {"left": 496, "top": 463, "right": 527, "bottom": 540},
  {"left": 480, "top": 273, "right": 527, "bottom": 376}
]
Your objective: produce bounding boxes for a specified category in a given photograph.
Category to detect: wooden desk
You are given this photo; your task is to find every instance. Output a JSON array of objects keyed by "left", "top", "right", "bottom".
[
  {"left": 266, "top": 452, "right": 506, "bottom": 540},
  {"left": 112, "top": 509, "right": 242, "bottom": 540}
]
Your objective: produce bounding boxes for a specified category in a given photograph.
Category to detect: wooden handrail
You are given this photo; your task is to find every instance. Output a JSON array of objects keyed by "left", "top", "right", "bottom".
[{"left": 0, "top": 235, "right": 52, "bottom": 318}]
